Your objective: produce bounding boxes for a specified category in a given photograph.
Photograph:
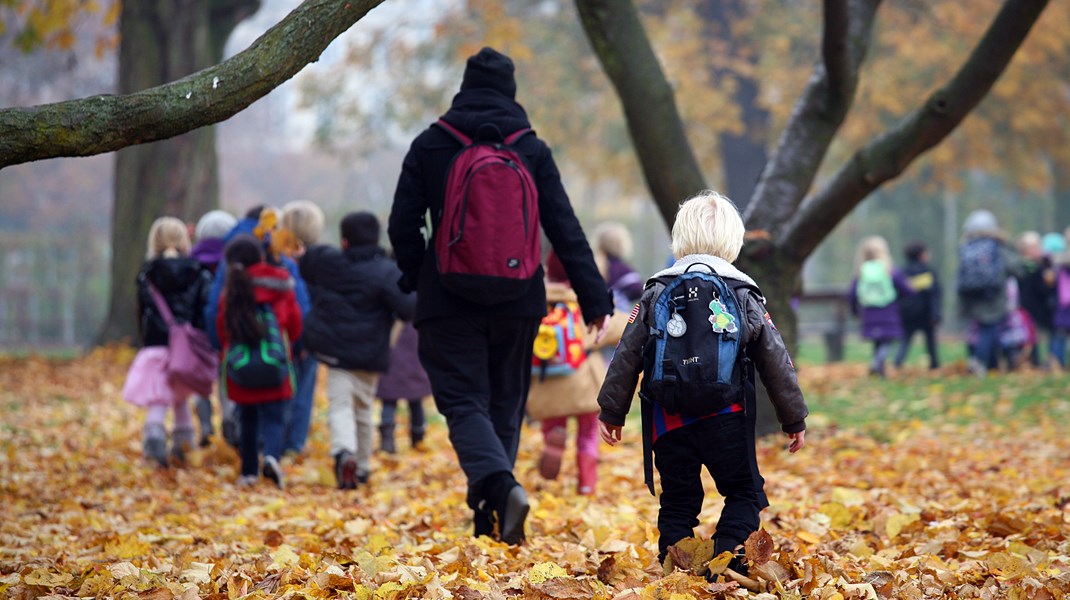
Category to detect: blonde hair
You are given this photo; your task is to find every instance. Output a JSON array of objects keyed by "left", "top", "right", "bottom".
[
  {"left": 281, "top": 199, "right": 325, "bottom": 246},
  {"left": 670, "top": 190, "right": 745, "bottom": 262},
  {"left": 146, "top": 216, "right": 191, "bottom": 259},
  {"left": 854, "top": 235, "right": 893, "bottom": 275},
  {"left": 593, "top": 222, "right": 633, "bottom": 259}
]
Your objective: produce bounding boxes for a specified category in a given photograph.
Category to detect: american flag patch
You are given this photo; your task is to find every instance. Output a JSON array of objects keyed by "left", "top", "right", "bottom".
[
  {"left": 763, "top": 311, "right": 777, "bottom": 330},
  {"left": 628, "top": 304, "right": 640, "bottom": 323}
]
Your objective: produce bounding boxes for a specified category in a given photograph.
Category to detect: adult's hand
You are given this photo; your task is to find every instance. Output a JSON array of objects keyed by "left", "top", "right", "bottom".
[{"left": 587, "top": 314, "right": 611, "bottom": 345}]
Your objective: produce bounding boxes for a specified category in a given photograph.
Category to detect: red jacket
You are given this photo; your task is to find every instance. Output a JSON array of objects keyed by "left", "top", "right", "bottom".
[{"left": 217, "top": 262, "right": 303, "bottom": 404}]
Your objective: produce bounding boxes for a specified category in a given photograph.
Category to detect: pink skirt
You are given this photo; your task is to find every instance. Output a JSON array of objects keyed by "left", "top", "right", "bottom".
[{"left": 122, "top": 347, "right": 192, "bottom": 408}]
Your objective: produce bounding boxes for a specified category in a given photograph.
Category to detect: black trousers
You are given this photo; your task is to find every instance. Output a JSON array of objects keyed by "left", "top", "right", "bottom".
[
  {"left": 652, "top": 412, "right": 768, "bottom": 560},
  {"left": 894, "top": 322, "right": 940, "bottom": 369},
  {"left": 417, "top": 316, "right": 540, "bottom": 508}
]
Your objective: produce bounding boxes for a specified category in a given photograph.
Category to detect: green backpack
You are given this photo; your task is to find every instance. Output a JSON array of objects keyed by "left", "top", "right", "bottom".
[{"left": 857, "top": 260, "right": 896, "bottom": 308}]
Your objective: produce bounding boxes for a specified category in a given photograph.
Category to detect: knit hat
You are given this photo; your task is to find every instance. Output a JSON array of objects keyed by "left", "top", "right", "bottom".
[
  {"left": 1042, "top": 232, "right": 1067, "bottom": 255},
  {"left": 962, "top": 210, "right": 998, "bottom": 234},
  {"left": 460, "top": 47, "right": 517, "bottom": 98},
  {"left": 194, "top": 210, "right": 238, "bottom": 241}
]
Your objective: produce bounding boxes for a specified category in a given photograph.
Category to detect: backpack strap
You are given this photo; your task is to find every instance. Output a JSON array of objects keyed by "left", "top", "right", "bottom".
[
  {"left": 434, "top": 119, "right": 472, "bottom": 146},
  {"left": 146, "top": 282, "right": 176, "bottom": 328},
  {"left": 434, "top": 119, "right": 533, "bottom": 147}
]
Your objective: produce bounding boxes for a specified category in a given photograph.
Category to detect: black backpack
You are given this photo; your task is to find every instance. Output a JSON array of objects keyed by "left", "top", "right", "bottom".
[
  {"left": 640, "top": 265, "right": 756, "bottom": 417},
  {"left": 224, "top": 304, "right": 292, "bottom": 390}
]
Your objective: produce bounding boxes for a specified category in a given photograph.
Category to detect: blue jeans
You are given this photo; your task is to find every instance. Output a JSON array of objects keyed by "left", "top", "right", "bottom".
[
  {"left": 284, "top": 354, "right": 318, "bottom": 454},
  {"left": 1051, "top": 329, "right": 1068, "bottom": 367},
  {"left": 239, "top": 400, "right": 287, "bottom": 477},
  {"left": 974, "top": 321, "right": 1001, "bottom": 369}
]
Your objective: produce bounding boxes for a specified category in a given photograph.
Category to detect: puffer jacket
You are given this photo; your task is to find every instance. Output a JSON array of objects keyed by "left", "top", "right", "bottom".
[
  {"left": 136, "top": 257, "right": 213, "bottom": 348},
  {"left": 216, "top": 262, "right": 303, "bottom": 404},
  {"left": 299, "top": 243, "right": 416, "bottom": 372},
  {"left": 597, "top": 254, "right": 808, "bottom": 434}
]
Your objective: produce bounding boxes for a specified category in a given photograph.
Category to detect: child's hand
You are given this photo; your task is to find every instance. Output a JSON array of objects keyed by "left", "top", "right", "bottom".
[
  {"left": 786, "top": 430, "right": 806, "bottom": 453},
  {"left": 599, "top": 421, "right": 622, "bottom": 446}
]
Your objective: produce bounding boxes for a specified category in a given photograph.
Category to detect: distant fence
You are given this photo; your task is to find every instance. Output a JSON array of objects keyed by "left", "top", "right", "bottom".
[
  {"left": 796, "top": 288, "right": 851, "bottom": 363},
  {"left": 0, "top": 233, "right": 109, "bottom": 349}
]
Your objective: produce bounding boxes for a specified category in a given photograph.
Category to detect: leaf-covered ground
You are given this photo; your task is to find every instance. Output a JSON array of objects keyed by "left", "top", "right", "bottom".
[{"left": 1, "top": 348, "right": 1069, "bottom": 599}]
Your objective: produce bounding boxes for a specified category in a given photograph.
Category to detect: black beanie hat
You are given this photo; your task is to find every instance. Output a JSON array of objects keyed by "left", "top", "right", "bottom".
[
  {"left": 460, "top": 47, "right": 517, "bottom": 98},
  {"left": 341, "top": 211, "right": 380, "bottom": 247}
]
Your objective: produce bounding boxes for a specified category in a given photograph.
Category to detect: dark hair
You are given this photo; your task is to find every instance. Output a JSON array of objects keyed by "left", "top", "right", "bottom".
[
  {"left": 223, "top": 235, "right": 265, "bottom": 345},
  {"left": 244, "top": 205, "right": 267, "bottom": 220},
  {"left": 341, "top": 211, "right": 380, "bottom": 247},
  {"left": 905, "top": 241, "right": 928, "bottom": 262}
]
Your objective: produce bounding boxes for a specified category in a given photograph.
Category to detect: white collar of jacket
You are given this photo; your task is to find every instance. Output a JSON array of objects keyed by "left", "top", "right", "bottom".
[{"left": 650, "top": 254, "right": 759, "bottom": 289}]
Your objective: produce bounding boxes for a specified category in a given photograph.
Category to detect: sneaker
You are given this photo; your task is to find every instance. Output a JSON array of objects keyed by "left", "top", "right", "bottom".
[
  {"left": 236, "top": 475, "right": 258, "bottom": 487},
  {"left": 335, "top": 451, "right": 358, "bottom": 490},
  {"left": 356, "top": 469, "right": 371, "bottom": 485},
  {"left": 262, "top": 456, "right": 285, "bottom": 489},
  {"left": 539, "top": 426, "right": 567, "bottom": 480}
]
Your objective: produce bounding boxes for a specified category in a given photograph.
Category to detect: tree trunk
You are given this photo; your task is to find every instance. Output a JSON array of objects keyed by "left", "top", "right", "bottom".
[
  {"left": 1052, "top": 157, "right": 1070, "bottom": 232},
  {"left": 696, "top": 0, "right": 769, "bottom": 214},
  {"left": 97, "top": 0, "right": 257, "bottom": 343}
]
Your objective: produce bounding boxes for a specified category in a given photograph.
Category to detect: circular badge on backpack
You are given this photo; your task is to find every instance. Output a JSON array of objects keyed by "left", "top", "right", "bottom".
[{"left": 667, "top": 312, "right": 687, "bottom": 337}]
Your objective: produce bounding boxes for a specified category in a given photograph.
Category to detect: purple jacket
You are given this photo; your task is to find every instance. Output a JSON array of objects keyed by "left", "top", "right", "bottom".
[
  {"left": 848, "top": 268, "right": 914, "bottom": 341},
  {"left": 376, "top": 322, "right": 431, "bottom": 400}
]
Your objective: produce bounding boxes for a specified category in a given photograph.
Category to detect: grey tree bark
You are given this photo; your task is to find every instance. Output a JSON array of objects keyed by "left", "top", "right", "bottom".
[{"left": 576, "top": 0, "right": 1050, "bottom": 434}]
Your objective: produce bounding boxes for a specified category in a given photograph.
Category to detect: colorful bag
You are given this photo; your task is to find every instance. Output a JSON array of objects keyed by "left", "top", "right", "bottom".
[
  {"left": 433, "top": 119, "right": 541, "bottom": 304},
  {"left": 147, "top": 283, "right": 217, "bottom": 396},
  {"left": 224, "top": 304, "right": 292, "bottom": 390},
  {"left": 856, "top": 260, "right": 897, "bottom": 308},
  {"left": 532, "top": 301, "right": 587, "bottom": 380}
]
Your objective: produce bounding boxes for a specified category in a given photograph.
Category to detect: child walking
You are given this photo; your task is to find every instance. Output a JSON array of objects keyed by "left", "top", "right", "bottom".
[
  {"left": 216, "top": 235, "right": 302, "bottom": 488},
  {"left": 849, "top": 235, "right": 913, "bottom": 377},
  {"left": 298, "top": 212, "right": 415, "bottom": 488},
  {"left": 376, "top": 321, "right": 431, "bottom": 453},
  {"left": 123, "top": 217, "right": 213, "bottom": 467},
  {"left": 597, "top": 191, "right": 808, "bottom": 574},
  {"left": 529, "top": 251, "right": 624, "bottom": 495}
]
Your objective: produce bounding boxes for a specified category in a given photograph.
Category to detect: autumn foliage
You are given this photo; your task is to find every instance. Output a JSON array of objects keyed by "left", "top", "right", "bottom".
[{"left": 1, "top": 348, "right": 1069, "bottom": 598}]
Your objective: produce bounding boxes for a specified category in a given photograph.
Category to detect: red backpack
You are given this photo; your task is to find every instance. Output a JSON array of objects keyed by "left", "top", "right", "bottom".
[{"left": 434, "top": 119, "right": 541, "bottom": 304}]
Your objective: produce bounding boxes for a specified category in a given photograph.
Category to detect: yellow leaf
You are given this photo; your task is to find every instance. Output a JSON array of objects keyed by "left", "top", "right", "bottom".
[
  {"left": 23, "top": 569, "right": 73, "bottom": 588},
  {"left": 528, "top": 562, "right": 568, "bottom": 584},
  {"left": 885, "top": 512, "right": 919, "bottom": 540},
  {"left": 797, "top": 531, "right": 821, "bottom": 545},
  {"left": 269, "top": 544, "right": 299, "bottom": 570}
]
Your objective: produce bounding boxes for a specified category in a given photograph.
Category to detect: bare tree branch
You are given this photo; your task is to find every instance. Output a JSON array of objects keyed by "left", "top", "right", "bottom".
[
  {"left": 0, "top": 0, "right": 385, "bottom": 169},
  {"left": 743, "top": 0, "right": 880, "bottom": 233},
  {"left": 781, "top": 0, "right": 1051, "bottom": 259},
  {"left": 574, "top": 0, "right": 706, "bottom": 225}
]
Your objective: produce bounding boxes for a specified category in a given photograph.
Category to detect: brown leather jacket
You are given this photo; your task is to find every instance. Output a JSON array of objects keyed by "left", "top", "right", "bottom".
[{"left": 597, "top": 255, "right": 808, "bottom": 434}]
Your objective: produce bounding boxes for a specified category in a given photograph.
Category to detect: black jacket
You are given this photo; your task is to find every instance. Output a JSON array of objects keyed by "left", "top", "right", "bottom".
[
  {"left": 1017, "top": 257, "right": 1055, "bottom": 329},
  {"left": 299, "top": 243, "right": 416, "bottom": 372},
  {"left": 388, "top": 87, "right": 613, "bottom": 326},
  {"left": 898, "top": 259, "right": 942, "bottom": 329},
  {"left": 136, "top": 257, "right": 213, "bottom": 347}
]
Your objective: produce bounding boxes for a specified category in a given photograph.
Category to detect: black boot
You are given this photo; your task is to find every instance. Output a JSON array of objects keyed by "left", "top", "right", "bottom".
[
  {"left": 379, "top": 424, "right": 396, "bottom": 454},
  {"left": 481, "top": 473, "right": 529, "bottom": 545},
  {"left": 410, "top": 424, "right": 426, "bottom": 449}
]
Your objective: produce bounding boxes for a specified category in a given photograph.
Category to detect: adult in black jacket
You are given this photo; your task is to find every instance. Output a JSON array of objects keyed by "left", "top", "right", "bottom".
[
  {"left": 299, "top": 212, "right": 415, "bottom": 489},
  {"left": 388, "top": 47, "right": 613, "bottom": 544}
]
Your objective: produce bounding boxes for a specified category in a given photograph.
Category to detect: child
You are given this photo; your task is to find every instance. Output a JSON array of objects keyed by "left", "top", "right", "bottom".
[
  {"left": 189, "top": 209, "right": 238, "bottom": 447},
  {"left": 894, "top": 241, "right": 941, "bottom": 370},
  {"left": 529, "top": 251, "right": 624, "bottom": 495},
  {"left": 216, "top": 235, "right": 302, "bottom": 488},
  {"left": 848, "top": 236, "right": 913, "bottom": 377},
  {"left": 123, "top": 217, "right": 212, "bottom": 467},
  {"left": 597, "top": 190, "right": 807, "bottom": 574},
  {"left": 376, "top": 321, "right": 431, "bottom": 453},
  {"left": 298, "top": 212, "right": 416, "bottom": 489}
]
